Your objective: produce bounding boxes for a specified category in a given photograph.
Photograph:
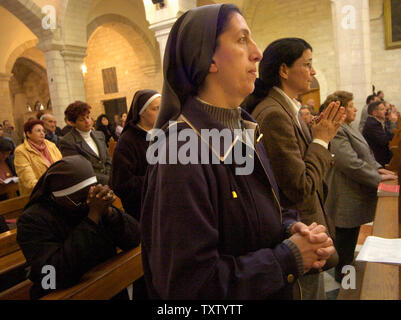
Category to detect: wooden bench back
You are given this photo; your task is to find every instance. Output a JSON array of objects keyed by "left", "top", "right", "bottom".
[
  {"left": 359, "top": 180, "right": 400, "bottom": 300},
  {"left": 41, "top": 246, "right": 143, "bottom": 300},
  {"left": 0, "top": 279, "right": 32, "bottom": 300},
  {"left": 108, "top": 137, "right": 117, "bottom": 158},
  {"left": 0, "top": 195, "right": 30, "bottom": 220},
  {"left": 0, "top": 182, "right": 19, "bottom": 199},
  {"left": 0, "top": 229, "right": 19, "bottom": 258}
]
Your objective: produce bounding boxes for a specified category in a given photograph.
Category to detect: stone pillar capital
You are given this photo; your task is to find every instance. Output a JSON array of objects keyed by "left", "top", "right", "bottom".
[
  {"left": 60, "top": 45, "right": 88, "bottom": 62},
  {"left": 0, "top": 72, "right": 13, "bottom": 82}
]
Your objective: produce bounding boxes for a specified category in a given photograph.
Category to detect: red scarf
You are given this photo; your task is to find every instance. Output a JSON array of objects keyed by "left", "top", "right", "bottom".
[{"left": 28, "top": 139, "right": 54, "bottom": 167}]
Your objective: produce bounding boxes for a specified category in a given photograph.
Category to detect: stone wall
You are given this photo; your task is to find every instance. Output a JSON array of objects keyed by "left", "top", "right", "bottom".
[
  {"left": 249, "top": 0, "right": 336, "bottom": 103},
  {"left": 370, "top": 0, "right": 401, "bottom": 109},
  {"left": 83, "top": 23, "right": 162, "bottom": 119}
]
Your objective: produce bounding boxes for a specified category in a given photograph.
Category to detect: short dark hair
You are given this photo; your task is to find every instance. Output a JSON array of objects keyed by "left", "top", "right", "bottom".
[
  {"left": 367, "top": 101, "right": 383, "bottom": 115},
  {"left": 65, "top": 101, "right": 91, "bottom": 123},
  {"left": 366, "top": 94, "right": 376, "bottom": 105},
  {"left": 0, "top": 137, "right": 13, "bottom": 152},
  {"left": 23, "top": 119, "right": 44, "bottom": 134}
]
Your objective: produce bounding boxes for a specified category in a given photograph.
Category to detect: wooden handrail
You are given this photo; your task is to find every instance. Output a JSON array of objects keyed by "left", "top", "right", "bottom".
[
  {"left": 41, "top": 245, "right": 143, "bottom": 300},
  {"left": 0, "top": 250, "right": 26, "bottom": 276},
  {"left": 0, "top": 182, "right": 19, "bottom": 199},
  {"left": 0, "top": 195, "right": 30, "bottom": 220},
  {"left": 0, "top": 229, "right": 19, "bottom": 258},
  {"left": 360, "top": 180, "right": 400, "bottom": 300}
]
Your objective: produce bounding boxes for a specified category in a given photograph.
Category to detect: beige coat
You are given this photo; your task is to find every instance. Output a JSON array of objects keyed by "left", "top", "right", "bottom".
[
  {"left": 14, "top": 139, "right": 62, "bottom": 195},
  {"left": 251, "top": 88, "right": 335, "bottom": 237}
]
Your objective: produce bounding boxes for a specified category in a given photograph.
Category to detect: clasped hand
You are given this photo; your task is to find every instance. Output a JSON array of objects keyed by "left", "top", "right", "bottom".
[
  {"left": 289, "top": 222, "right": 335, "bottom": 274},
  {"left": 86, "top": 184, "right": 116, "bottom": 224},
  {"left": 311, "top": 101, "right": 346, "bottom": 144}
]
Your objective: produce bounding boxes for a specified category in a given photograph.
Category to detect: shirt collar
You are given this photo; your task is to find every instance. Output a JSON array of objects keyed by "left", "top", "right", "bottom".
[{"left": 273, "top": 86, "right": 301, "bottom": 115}]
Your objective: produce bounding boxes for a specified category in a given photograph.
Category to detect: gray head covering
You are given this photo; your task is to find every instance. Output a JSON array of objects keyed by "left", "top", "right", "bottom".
[{"left": 154, "top": 4, "right": 222, "bottom": 129}]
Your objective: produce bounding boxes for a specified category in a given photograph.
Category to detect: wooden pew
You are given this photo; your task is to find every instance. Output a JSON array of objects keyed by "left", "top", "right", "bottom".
[
  {"left": 0, "top": 195, "right": 30, "bottom": 221},
  {"left": 0, "top": 229, "right": 30, "bottom": 300},
  {"left": 0, "top": 280, "right": 32, "bottom": 300},
  {"left": 0, "top": 194, "right": 141, "bottom": 300},
  {"left": 41, "top": 245, "right": 142, "bottom": 300},
  {"left": 108, "top": 137, "right": 117, "bottom": 158},
  {"left": 359, "top": 180, "right": 400, "bottom": 300},
  {"left": 1, "top": 245, "right": 143, "bottom": 300},
  {"left": 0, "top": 182, "right": 19, "bottom": 200}
]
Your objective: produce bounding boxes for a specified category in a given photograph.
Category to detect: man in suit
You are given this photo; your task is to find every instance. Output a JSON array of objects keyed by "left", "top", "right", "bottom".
[
  {"left": 40, "top": 113, "right": 60, "bottom": 146},
  {"left": 359, "top": 94, "right": 379, "bottom": 133},
  {"left": 362, "top": 101, "right": 394, "bottom": 167},
  {"left": 59, "top": 101, "right": 112, "bottom": 185}
]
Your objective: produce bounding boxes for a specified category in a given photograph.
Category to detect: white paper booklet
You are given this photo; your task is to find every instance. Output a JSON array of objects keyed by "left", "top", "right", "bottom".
[
  {"left": 0, "top": 176, "right": 18, "bottom": 184},
  {"left": 356, "top": 236, "right": 401, "bottom": 265}
]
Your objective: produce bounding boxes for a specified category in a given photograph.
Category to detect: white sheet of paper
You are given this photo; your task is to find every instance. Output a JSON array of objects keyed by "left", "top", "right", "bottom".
[
  {"left": 356, "top": 236, "right": 401, "bottom": 265},
  {"left": 1, "top": 177, "right": 18, "bottom": 184}
]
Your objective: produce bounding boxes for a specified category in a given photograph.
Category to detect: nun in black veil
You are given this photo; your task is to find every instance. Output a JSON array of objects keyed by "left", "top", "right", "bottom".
[
  {"left": 140, "top": 4, "right": 335, "bottom": 300},
  {"left": 17, "top": 155, "right": 140, "bottom": 299},
  {"left": 110, "top": 89, "right": 161, "bottom": 220}
]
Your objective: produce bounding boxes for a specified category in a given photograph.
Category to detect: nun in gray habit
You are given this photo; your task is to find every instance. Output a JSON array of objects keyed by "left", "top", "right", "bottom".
[
  {"left": 17, "top": 155, "right": 140, "bottom": 299},
  {"left": 139, "top": 4, "right": 335, "bottom": 300}
]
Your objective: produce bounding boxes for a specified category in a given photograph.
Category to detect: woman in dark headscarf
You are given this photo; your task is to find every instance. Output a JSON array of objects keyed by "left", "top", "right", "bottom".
[
  {"left": 110, "top": 89, "right": 160, "bottom": 220},
  {"left": 17, "top": 155, "right": 140, "bottom": 299},
  {"left": 140, "top": 4, "right": 335, "bottom": 300},
  {"left": 95, "top": 114, "right": 115, "bottom": 145}
]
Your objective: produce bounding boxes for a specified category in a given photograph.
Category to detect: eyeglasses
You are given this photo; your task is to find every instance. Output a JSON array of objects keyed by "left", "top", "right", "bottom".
[{"left": 65, "top": 194, "right": 85, "bottom": 208}]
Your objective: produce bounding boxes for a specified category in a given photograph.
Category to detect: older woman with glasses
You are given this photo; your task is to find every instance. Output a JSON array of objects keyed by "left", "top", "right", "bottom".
[
  {"left": 14, "top": 119, "right": 62, "bottom": 196},
  {"left": 323, "top": 91, "right": 397, "bottom": 282}
]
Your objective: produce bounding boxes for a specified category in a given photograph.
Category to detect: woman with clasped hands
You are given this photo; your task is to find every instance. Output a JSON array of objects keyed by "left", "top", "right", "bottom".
[
  {"left": 242, "top": 38, "right": 345, "bottom": 299},
  {"left": 17, "top": 156, "right": 140, "bottom": 299},
  {"left": 140, "top": 5, "right": 334, "bottom": 300}
]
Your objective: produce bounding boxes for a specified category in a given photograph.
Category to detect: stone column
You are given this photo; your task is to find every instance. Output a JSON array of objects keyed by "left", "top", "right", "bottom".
[
  {"left": 144, "top": 0, "right": 197, "bottom": 67},
  {"left": 61, "top": 45, "right": 87, "bottom": 103},
  {"left": 0, "top": 73, "right": 14, "bottom": 125},
  {"left": 331, "top": 0, "right": 372, "bottom": 128},
  {"left": 149, "top": 18, "right": 176, "bottom": 66},
  {"left": 37, "top": 40, "right": 87, "bottom": 125}
]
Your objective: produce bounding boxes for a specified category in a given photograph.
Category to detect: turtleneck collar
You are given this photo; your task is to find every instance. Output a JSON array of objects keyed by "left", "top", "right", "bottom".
[
  {"left": 195, "top": 97, "right": 242, "bottom": 131},
  {"left": 76, "top": 128, "right": 91, "bottom": 138}
]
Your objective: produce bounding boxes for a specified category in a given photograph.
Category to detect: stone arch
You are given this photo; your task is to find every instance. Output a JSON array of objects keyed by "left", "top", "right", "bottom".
[
  {"left": 87, "top": 14, "right": 160, "bottom": 75},
  {"left": 0, "top": 0, "right": 54, "bottom": 40},
  {"left": 5, "top": 39, "right": 41, "bottom": 74},
  {"left": 9, "top": 56, "right": 50, "bottom": 136},
  {"left": 58, "top": 0, "right": 93, "bottom": 46}
]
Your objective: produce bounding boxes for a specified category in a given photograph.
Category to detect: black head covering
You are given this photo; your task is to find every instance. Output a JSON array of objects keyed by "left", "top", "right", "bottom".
[
  {"left": 124, "top": 89, "right": 160, "bottom": 133},
  {"left": 27, "top": 155, "right": 96, "bottom": 208},
  {"left": 154, "top": 4, "right": 223, "bottom": 129},
  {"left": 95, "top": 114, "right": 110, "bottom": 130}
]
